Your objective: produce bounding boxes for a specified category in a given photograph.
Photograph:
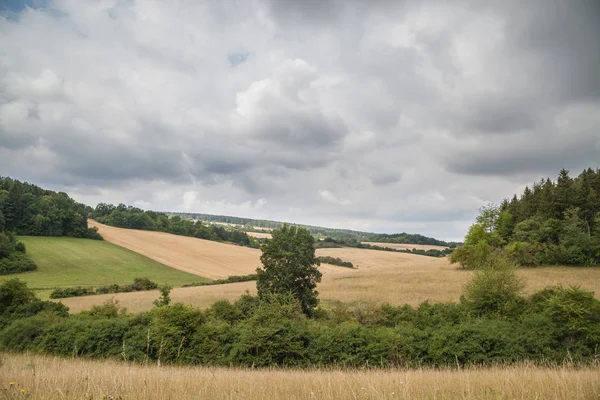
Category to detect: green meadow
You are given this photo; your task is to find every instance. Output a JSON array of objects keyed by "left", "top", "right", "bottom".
[{"left": 3, "top": 237, "right": 204, "bottom": 290}]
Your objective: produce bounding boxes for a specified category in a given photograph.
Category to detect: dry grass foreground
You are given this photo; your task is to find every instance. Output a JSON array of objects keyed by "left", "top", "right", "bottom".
[
  {"left": 2, "top": 353, "right": 599, "bottom": 400},
  {"left": 59, "top": 244, "right": 600, "bottom": 314},
  {"left": 361, "top": 242, "right": 449, "bottom": 251}
]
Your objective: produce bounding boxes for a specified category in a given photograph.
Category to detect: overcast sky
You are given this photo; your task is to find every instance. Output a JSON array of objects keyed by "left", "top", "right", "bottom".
[{"left": 1, "top": 0, "right": 599, "bottom": 241}]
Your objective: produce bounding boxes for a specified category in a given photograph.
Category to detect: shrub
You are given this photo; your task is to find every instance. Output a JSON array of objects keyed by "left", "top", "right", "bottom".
[{"left": 317, "top": 256, "right": 354, "bottom": 268}]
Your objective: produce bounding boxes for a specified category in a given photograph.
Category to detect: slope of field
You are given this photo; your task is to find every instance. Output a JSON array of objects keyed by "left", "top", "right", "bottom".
[
  {"left": 59, "top": 244, "right": 600, "bottom": 314},
  {"left": 89, "top": 220, "right": 345, "bottom": 280},
  {"left": 62, "top": 248, "right": 600, "bottom": 313},
  {"left": 3, "top": 353, "right": 599, "bottom": 400},
  {"left": 362, "top": 242, "right": 448, "bottom": 251},
  {"left": 89, "top": 220, "right": 262, "bottom": 279},
  {"left": 4, "top": 237, "right": 201, "bottom": 289}
]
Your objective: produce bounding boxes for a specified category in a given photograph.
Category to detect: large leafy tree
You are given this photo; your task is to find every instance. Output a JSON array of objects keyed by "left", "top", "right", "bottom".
[{"left": 256, "top": 225, "right": 322, "bottom": 316}]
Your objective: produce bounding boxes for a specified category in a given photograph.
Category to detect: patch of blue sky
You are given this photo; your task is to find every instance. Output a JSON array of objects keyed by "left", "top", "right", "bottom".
[{"left": 228, "top": 52, "right": 250, "bottom": 67}]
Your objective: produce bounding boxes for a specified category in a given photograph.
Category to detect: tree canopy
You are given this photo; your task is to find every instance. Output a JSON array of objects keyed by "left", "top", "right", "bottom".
[
  {"left": 256, "top": 225, "right": 322, "bottom": 316},
  {"left": 451, "top": 168, "right": 600, "bottom": 267}
]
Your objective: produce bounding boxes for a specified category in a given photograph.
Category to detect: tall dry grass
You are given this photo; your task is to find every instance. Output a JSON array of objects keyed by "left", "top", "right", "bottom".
[{"left": 1, "top": 353, "right": 598, "bottom": 400}]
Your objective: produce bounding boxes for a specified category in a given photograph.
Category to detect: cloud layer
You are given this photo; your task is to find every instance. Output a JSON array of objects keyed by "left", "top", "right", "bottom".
[{"left": 1, "top": 0, "right": 599, "bottom": 241}]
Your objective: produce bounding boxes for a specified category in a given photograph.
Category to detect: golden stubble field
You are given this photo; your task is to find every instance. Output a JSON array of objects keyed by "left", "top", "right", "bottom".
[
  {"left": 2, "top": 353, "right": 599, "bottom": 400},
  {"left": 59, "top": 224, "right": 600, "bottom": 314}
]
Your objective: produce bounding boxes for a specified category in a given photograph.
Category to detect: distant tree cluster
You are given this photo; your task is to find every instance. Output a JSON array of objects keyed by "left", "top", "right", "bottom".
[
  {"left": 0, "top": 177, "right": 101, "bottom": 239},
  {"left": 173, "top": 212, "right": 456, "bottom": 247},
  {"left": 452, "top": 168, "right": 600, "bottom": 267},
  {"left": 317, "top": 256, "right": 354, "bottom": 268},
  {"left": 365, "top": 233, "right": 459, "bottom": 247},
  {"left": 92, "top": 204, "right": 259, "bottom": 248},
  {"left": 0, "top": 176, "right": 104, "bottom": 275}
]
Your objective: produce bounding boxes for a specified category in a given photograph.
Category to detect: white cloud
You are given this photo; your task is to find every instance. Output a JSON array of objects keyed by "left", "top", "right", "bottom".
[{"left": 0, "top": 0, "right": 598, "bottom": 242}]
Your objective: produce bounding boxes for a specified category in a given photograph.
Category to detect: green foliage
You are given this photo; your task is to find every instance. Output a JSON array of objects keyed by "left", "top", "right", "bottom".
[
  {"left": 452, "top": 168, "right": 600, "bottom": 267},
  {"left": 256, "top": 225, "right": 322, "bottom": 316},
  {"left": 1, "top": 280, "right": 600, "bottom": 367},
  {"left": 230, "top": 293, "right": 310, "bottom": 366},
  {"left": 153, "top": 285, "right": 172, "bottom": 308},
  {"left": 317, "top": 256, "right": 354, "bottom": 268},
  {"left": 182, "top": 274, "right": 257, "bottom": 288},
  {"left": 93, "top": 203, "right": 259, "bottom": 248},
  {"left": 462, "top": 255, "right": 525, "bottom": 317},
  {"left": 0, "top": 232, "right": 36, "bottom": 275},
  {"left": 0, "top": 176, "right": 100, "bottom": 239},
  {"left": 0, "top": 279, "right": 68, "bottom": 330},
  {"left": 50, "top": 278, "right": 159, "bottom": 299},
  {"left": 151, "top": 303, "right": 204, "bottom": 363}
]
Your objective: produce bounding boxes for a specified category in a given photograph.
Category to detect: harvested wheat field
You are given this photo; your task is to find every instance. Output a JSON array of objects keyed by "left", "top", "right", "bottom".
[
  {"left": 362, "top": 242, "right": 448, "bottom": 251},
  {"left": 245, "top": 231, "right": 272, "bottom": 239},
  {"left": 89, "top": 220, "right": 262, "bottom": 279},
  {"left": 2, "top": 353, "right": 599, "bottom": 400},
  {"left": 59, "top": 241, "right": 600, "bottom": 313}
]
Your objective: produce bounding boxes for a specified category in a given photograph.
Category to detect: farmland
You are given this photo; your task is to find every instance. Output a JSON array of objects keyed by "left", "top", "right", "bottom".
[
  {"left": 88, "top": 220, "right": 262, "bottom": 279},
  {"left": 2, "top": 236, "right": 201, "bottom": 290},
  {"left": 58, "top": 229, "right": 600, "bottom": 313},
  {"left": 2, "top": 353, "right": 599, "bottom": 400}
]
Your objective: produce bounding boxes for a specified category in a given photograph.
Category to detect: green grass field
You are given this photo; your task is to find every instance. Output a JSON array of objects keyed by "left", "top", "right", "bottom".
[{"left": 2, "top": 237, "right": 206, "bottom": 290}]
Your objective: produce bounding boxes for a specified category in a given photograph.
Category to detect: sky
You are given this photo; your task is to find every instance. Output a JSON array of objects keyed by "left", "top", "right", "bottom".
[{"left": 0, "top": 0, "right": 599, "bottom": 241}]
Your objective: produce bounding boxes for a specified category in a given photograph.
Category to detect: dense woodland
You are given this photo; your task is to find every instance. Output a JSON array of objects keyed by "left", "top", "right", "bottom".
[
  {"left": 174, "top": 212, "right": 457, "bottom": 247},
  {"left": 92, "top": 204, "right": 259, "bottom": 248},
  {"left": 452, "top": 168, "right": 600, "bottom": 267},
  {"left": 0, "top": 177, "right": 100, "bottom": 239},
  {"left": 0, "top": 177, "right": 101, "bottom": 274}
]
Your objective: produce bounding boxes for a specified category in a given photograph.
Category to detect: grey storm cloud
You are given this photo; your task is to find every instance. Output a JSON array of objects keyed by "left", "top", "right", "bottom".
[{"left": 0, "top": 0, "right": 598, "bottom": 241}]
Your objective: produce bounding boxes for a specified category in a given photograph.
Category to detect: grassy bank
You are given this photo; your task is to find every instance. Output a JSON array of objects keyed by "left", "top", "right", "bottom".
[{"left": 3, "top": 237, "right": 203, "bottom": 289}]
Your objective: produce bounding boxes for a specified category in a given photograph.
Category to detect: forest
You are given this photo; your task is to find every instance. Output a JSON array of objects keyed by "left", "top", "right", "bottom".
[{"left": 451, "top": 168, "right": 600, "bottom": 267}]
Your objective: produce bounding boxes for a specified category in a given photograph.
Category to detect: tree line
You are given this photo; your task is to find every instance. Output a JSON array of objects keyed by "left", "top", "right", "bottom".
[
  {"left": 0, "top": 177, "right": 100, "bottom": 239},
  {"left": 172, "top": 212, "right": 457, "bottom": 247},
  {"left": 451, "top": 168, "right": 600, "bottom": 267},
  {"left": 92, "top": 204, "right": 259, "bottom": 248},
  {"left": 0, "top": 177, "right": 102, "bottom": 275}
]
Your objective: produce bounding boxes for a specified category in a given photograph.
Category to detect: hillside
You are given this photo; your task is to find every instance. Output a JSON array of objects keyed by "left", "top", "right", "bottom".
[
  {"left": 89, "top": 220, "right": 358, "bottom": 279},
  {"left": 59, "top": 240, "right": 600, "bottom": 313},
  {"left": 171, "top": 212, "right": 458, "bottom": 247},
  {"left": 3, "top": 236, "right": 201, "bottom": 289}
]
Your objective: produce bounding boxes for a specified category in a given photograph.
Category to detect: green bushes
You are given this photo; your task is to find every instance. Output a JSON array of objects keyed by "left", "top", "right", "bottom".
[
  {"left": 0, "top": 232, "right": 37, "bottom": 275},
  {"left": 317, "top": 256, "right": 354, "bottom": 268},
  {"left": 451, "top": 168, "right": 600, "bottom": 267},
  {"left": 182, "top": 274, "right": 257, "bottom": 288},
  {"left": 50, "top": 278, "right": 159, "bottom": 299},
  {"left": 1, "top": 279, "right": 600, "bottom": 368}
]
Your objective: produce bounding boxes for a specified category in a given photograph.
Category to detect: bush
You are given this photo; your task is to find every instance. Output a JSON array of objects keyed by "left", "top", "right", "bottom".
[
  {"left": 50, "top": 278, "right": 159, "bottom": 298},
  {"left": 0, "top": 253, "right": 37, "bottom": 274},
  {"left": 317, "top": 256, "right": 354, "bottom": 268},
  {"left": 462, "top": 255, "right": 525, "bottom": 318}
]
